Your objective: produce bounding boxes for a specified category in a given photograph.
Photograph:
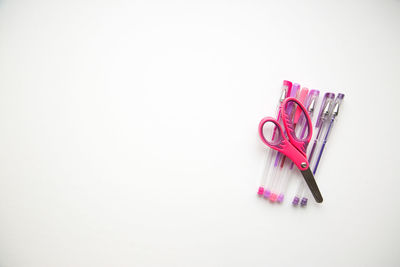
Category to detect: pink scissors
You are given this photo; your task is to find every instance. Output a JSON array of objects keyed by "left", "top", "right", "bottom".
[{"left": 258, "top": 97, "right": 323, "bottom": 203}]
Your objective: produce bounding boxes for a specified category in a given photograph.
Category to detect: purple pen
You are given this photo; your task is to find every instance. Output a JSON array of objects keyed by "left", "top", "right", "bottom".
[
  {"left": 299, "top": 93, "right": 345, "bottom": 206},
  {"left": 292, "top": 92, "right": 335, "bottom": 206},
  {"left": 313, "top": 94, "right": 345, "bottom": 174}
]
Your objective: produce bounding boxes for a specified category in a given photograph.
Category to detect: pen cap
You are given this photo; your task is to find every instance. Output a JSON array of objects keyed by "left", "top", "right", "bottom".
[
  {"left": 316, "top": 92, "right": 335, "bottom": 128},
  {"left": 275, "top": 81, "right": 293, "bottom": 123},
  {"left": 306, "top": 90, "right": 320, "bottom": 116},
  {"left": 290, "top": 83, "right": 300, "bottom": 98},
  {"left": 283, "top": 80, "right": 293, "bottom": 99},
  {"left": 331, "top": 93, "right": 345, "bottom": 118},
  {"left": 294, "top": 88, "right": 309, "bottom": 124},
  {"left": 284, "top": 83, "right": 300, "bottom": 116},
  {"left": 297, "top": 89, "right": 320, "bottom": 127},
  {"left": 322, "top": 93, "right": 345, "bottom": 144}
]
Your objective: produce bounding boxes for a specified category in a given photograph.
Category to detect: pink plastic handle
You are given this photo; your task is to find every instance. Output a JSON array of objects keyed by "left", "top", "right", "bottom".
[
  {"left": 281, "top": 97, "right": 313, "bottom": 155},
  {"left": 258, "top": 117, "right": 309, "bottom": 170},
  {"left": 258, "top": 117, "right": 284, "bottom": 148}
]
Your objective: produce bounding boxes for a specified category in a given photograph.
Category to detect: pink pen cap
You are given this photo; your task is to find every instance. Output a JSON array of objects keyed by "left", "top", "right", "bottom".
[
  {"left": 276, "top": 81, "right": 293, "bottom": 115},
  {"left": 257, "top": 80, "right": 293, "bottom": 196},
  {"left": 257, "top": 187, "right": 264, "bottom": 195},
  {"left": 294, "top": 88, "right": 309, "bottom": 124},
  {"left": 269, "top": 193, "right": 278, "bottom": 202},
  {"left": 284, "top": 83, "right": 300, "bottom": 114},
  {"left": 283, "top": 80, "right": 293, "bottom": 98}
]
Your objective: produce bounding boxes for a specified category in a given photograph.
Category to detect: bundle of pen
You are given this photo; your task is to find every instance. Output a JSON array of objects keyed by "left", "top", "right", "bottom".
[{"left": 257, "top": 80, "right": 344, "bottom": 206}]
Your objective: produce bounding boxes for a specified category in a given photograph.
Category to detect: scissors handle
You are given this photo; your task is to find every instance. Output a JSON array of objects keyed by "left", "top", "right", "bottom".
[
  {"left": 258, "top": 117, "right": 309, "bottom": 171},
  {"left": 281, "top": 97, "right": 313, "bottom": 155}
]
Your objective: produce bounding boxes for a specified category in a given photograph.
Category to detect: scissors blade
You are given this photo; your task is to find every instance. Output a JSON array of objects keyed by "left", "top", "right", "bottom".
[{"left": 301, "top": 168, "right": 323, "bottom": 203}]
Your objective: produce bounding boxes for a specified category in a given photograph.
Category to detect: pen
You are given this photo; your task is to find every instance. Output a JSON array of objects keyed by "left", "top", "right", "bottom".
[
  {"left": 292, "top": 92, "right": 335, "bottom": 205},
  {"left": 270, "top": 87, "right": 311, "bottom": 203},
  {"left": 313, "top": 93, "right": 345, "bottom": 174},
  {"left": 257, "top": 80, "right": 292, "bottom": 196},
  {"left": 275, "top": 89, "right": 319, "bottom": 203},
  {"left": 264, "top": 83, "right": 300, "bottom": 200},
  {"left": 298, "top": 93, "right": 345, "bottom": 206}
]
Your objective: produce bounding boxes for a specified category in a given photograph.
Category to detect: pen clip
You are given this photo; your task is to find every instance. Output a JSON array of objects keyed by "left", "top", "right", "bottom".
[
  {"left": 280, "top": 80, "right": 292, "bottom": 103},
  {"left": 331, "top": 93, "right": 345, "bottom": 118},
  {"left": 306, "top": 89, "right": 320, "bottom": 115},
  {"left": 282, "top": 80, "right": 293, "bottom": 101},
  {"left": 316, "top": 92, "right": 335, "bottom": 128}
]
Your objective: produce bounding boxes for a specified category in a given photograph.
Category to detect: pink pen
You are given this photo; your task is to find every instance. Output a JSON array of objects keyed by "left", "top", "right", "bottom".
[
  {"left": 261, "top": 83, "right": 299, "bottom": 199},
  {"left": 257, "top": 80, "right": 292, "bottom": 196},
  {"left": 275, "top": 90, "right": 320, "bottom": 203},
  {"left": 270, "top": 87, "right": 309, "bottom": 203},
  {"left": 259, "top": 97, "right": 323, "bottom": 203},
  {"left": 266, "top": 83, "right": 300, "bottom": 201}
]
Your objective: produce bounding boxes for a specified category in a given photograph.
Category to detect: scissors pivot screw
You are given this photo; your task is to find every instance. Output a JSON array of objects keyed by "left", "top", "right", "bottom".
[{"left": 301, "top": 162, "right": 307, "bottom": 168}]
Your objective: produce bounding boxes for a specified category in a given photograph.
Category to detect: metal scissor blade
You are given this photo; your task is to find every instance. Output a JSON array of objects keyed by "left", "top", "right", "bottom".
[{"left": 301, "top": 168, "right": 323, "bottom": 203}]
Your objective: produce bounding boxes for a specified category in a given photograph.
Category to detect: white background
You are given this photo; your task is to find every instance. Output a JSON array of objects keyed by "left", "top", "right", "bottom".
[{"left": 0, "top": 0, "right": 399, "bottom": 266}]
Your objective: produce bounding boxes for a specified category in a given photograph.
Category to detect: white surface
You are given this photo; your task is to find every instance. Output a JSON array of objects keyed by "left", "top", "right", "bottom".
[{"left": 0, "top": 1, "right": 399, "bottom": 266}]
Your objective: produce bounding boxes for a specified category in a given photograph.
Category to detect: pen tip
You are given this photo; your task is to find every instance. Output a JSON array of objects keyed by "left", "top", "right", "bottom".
[
  {"left": 300, "top": 198, "right": 308, "bottom": 206},
  {"left": 269, "top": 193, "right": 278, "bottom": 202},
  {"left": 257, "top": 187, "right": 264, "bottom": 195},
  {"left": 292, "top": 197, "right": 300, "bottom": 206}
]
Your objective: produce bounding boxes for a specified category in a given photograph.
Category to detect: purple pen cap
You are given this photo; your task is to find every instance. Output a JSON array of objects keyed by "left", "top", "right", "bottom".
[
  {"left": 263, "top": 189, "right": 271, "bottom": 198},
  {"left": 277, "top": 193, "right": 284, "bottom": 203},
  {"left": 316, "top": 92, "right": 335, "bottom": 128},
  {"left": 295, "top": 89, "right": 319, "bottom": 126},
  {"left": 292, "top": 196, "right": 300, "bottom": 206},
  {"left": 308, "top": 90, "right": 320, "bottom": 101},
  {"left": 286, "top": 83, "right": 300, "bottom": 112},
  {"left": 289, "top": 83, "right": 300, "bottom": 98},
  {"left": 331, "top": 93, "right": 345, "bottom": 117},
  {"left": 306, "top": 90, "right": 320, "bottom": 112},
  {"left": 300, "top": 197, "right": 308, "bottom": 206}
]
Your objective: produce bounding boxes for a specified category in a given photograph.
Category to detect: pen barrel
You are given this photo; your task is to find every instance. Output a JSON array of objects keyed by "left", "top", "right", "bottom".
[{"left": 323, "top": 118, "right": 335, "bottom": 144}]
